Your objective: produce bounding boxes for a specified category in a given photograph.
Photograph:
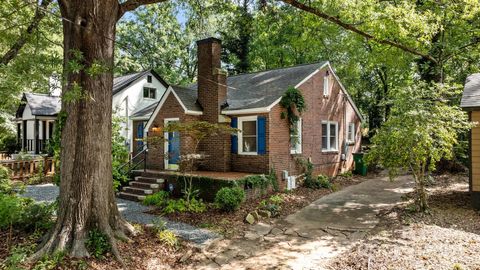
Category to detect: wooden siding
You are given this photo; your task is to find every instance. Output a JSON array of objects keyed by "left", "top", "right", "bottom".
[{"left": 472, "top": 111, "right": 480, "bottom": 191}]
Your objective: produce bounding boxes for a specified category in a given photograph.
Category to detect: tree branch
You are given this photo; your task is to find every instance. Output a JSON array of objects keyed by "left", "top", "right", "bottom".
[
  {"left": 117, "top": 0, "right": 168, "bottom": 20},
  {"left": 279, "top": 0, "right": 438, "bottom": 64},
  {"left": 0, "top": 0, "right": 53, "bottom": 66}
]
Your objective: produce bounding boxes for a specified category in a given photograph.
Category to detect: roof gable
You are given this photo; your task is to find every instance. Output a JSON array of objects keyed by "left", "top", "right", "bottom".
[
  {"left": 17, "top": 93, "right": 61, "bottom": 117},
  {"left": 113, "top": 69, "right": 168, "bottom": 96}
]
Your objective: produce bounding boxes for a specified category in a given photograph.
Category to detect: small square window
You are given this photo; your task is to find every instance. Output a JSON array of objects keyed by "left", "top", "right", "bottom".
[
  {"left": 143, "top": 87, "right": 156, "bottom": 99},
  {"left": 147, "top": 75, "right": 152, "bottom": 83}
]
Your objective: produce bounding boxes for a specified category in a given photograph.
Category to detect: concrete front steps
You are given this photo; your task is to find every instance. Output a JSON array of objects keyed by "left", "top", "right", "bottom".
[{"left": 117, "top": 176, "right": 165, "bottom": 202}]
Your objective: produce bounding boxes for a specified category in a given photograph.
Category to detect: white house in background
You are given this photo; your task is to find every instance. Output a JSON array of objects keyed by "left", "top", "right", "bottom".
[{"left": 15, "top": 69, "right": 168, "bottom": 154}]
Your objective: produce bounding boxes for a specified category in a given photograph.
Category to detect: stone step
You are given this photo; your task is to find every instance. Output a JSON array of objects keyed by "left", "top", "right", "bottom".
[
  {"left": 122, "top": 186, "right": 153, "bottom": 195},
  {"left": 129, "top": 181, "right": 160, "bottom": 189},
  {"left": 118, "top": 192, "right": 146, "bottom": 202},
  {"left": 135, "top": 176, "right": 165, "bottom": 184}
]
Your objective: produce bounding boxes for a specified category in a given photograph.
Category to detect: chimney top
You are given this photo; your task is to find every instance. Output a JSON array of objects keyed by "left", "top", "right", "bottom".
[{"left": 196, "top": 37, "right": 222, "bottom": 46}]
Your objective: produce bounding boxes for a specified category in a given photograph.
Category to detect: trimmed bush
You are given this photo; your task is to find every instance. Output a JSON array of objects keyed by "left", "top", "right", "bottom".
[
  {"left": 215, "top": 187, "right": 245, "bottom": 212},
  {"left": 304, "top": 174, "right": 332, "bottom": 189},
  {"left": 143, "top": 191, "right": 170, "bottom": 207}
]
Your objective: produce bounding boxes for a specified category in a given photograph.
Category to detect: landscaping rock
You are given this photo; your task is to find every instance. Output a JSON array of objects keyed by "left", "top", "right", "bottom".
[
  {"left": 245, "top": 213, "right": 256, "bottom": 224},
  {"left": 250, "top": 222, "right": 273, "bottom": 236},
  {"left": 244, "top": 231, "right": 263, "bottom": 241},
  {"left": 270, "top": 227, "right": 283, "bottom": 235},
  {"left": 284, "top": 228, "right": 297, "bottom": 236},
  {"left": 179, "top": 249, "right": 193, "bottom": 262},
  {"left": 252, "top": 210, "right": 261, "bottom": 221},
  {"left": 258, "top": 209, "right": 272, "bottom": 218}
]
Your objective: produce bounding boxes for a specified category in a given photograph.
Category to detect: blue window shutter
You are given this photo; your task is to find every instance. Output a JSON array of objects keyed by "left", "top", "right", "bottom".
[
  {"left": 257, "top": 116, "right": 266, "bottom": 155},
  {"left": 231, "top": 117, "right": 238, "bottom": 154}
]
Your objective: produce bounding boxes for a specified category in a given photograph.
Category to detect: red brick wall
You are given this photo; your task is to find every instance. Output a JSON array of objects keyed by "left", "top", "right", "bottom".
[
  {"left": 268, "top": 66, "right": 362, "bottom": 186},
  {"left": 230, "top": 113, "right": 270, "bottom": 174},
  {"left": 146, "top": 92, "right": 199, "bottom": 170}
]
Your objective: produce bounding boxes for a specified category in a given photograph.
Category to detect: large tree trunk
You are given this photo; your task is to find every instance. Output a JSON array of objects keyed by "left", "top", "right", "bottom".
[{"left": 32, "top": 0, "right": 134, "bottom": 260}]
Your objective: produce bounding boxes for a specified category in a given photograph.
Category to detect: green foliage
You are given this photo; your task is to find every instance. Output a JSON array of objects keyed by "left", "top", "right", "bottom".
[
  {"left": 112, "top": 116, "right": 130, "bottom": 191},
  {"left": 214, "top": 187, "right": 245, "bottom": 212},
  {"left": 143, "top": 191, "right": 170, "bottom": 207},
  {"left": 85, "top": 229, "right": 111, "bottom": 259},
  {"left": 279, "top": 87, "right": 306, "bottom": 135},
  {"left": 296, "top": 158, "right": 316, "bottom": 188},
  {"left": 32, "top": 252, "right": 65, "bottom": 270},
  {"left": 366, "top": 82, "right": 472, "bottom": 211},
  {"left": 337, "top": 171, "right": 353, "bottom": 179},
  {"left": 152, "top": 217, "right": 167, "bottom": 233},
  {"left": 48, "top": 111, "right": 67, "bottom": 186},
  {"left": 0, "top": 194, "right": 55, "bottom": 232},
  {"left": 267, "top": 167, "right": 279, "bottom": 192},
  {"left": 163, "top": 197, "right": 206, "bottom": 214},
  {"left": 268, "top": 194, "right": 284, "bottom": 205},
  {"left": 239, "top": 175, "right": 271, "bottom": 191},
  {"left": 0, "top": 166, "right": 15, "bottom": 194},
  {"left": 0, "top": 132, "right": 17, "bottom": 154},
  {"left": 156, "top": 229, "right": 179, "bottom": 248}
]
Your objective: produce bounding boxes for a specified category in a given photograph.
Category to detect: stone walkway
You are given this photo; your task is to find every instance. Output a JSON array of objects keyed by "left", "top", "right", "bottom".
[
  {"left": 187, "top": 175, "right": 414, "bottom": 269},
  {"left": 21, "top": 184, "right": 220, "bottom": 246}
]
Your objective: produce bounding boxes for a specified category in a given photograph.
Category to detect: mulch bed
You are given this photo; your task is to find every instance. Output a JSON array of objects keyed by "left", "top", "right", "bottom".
[
  {"left": 1, "top": 226, "right": 194, "bottom": 270},
  {"left": 149, "top": 175, "right": 366, "bottom": 238},
  {"left": 329, "top": 173, "right": 480, "bottom": 270}
]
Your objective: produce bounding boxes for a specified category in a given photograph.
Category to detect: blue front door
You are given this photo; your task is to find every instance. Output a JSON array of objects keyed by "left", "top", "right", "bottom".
[{"left": 168, "top": 130, "right": 180, "bottom": 165}]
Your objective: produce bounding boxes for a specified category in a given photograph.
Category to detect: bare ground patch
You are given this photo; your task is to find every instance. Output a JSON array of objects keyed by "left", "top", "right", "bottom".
[{"left": 329, "top": 174, "right": 480, "bottom": 270}]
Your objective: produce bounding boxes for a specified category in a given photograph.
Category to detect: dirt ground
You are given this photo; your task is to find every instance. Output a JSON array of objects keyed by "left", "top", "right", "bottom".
[{"left": 329, "top": 173, "right": 480, "bottom": 270}]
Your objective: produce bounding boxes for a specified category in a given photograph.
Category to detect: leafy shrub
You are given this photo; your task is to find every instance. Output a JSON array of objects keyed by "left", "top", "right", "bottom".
[
  {"left": 156, "top": 229, "right": 179, "bottom": 248},
  {"left": 152, "top": 217, "right": 167, "bottom": 233},
  {"left": 33, "top": 252, "right": 65, "bottom": 270},
  {"left": 163, "top": 197, "right": 206, "bottom": 214},
  {"left": 304, "top": 174, "right": 332, "bottom": 189},
  {"left": 240, "top": 175, "right": 271, "bottom": 191},
  {"left": 337, "top": 171, "right": 353, "bottom": 179},
  {"left": 0, "top": 194, "right": 55, "bottom": 231},
  {"left": 268, "top": 194, "right": 284, "bottom": 205},
  {"left": 214, "top": 187, "right": 245, "bottom": 212},
  {"left": 263, "top": 203, "right": 281, "bottom": 217},
  {"left": 143, "top": 191, "right": 170, "bottom": 207},
  {"left": 85, "top": 229, "right": 111, "bottom": 259},
  {"left": 0, "top": 166, "right": 14, "bottom": 194}
]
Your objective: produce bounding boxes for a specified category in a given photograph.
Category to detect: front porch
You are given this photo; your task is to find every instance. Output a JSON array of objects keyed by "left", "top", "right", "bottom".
[{"left": 119, "top": 169, "right": 262, "bottom": 202}]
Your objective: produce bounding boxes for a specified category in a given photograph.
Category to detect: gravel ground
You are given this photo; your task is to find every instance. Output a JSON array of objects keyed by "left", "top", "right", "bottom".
[{"left": 21, "top": 184, "right": 220, "bottom": 246}]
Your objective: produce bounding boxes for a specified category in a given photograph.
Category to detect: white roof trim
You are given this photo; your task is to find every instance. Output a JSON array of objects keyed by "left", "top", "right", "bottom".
[
  {"left": 222, "top": 107, "right": 270, "bottom": 115},
  {"left": 145, "top": 86, "right": 203, "bottom": 130}
]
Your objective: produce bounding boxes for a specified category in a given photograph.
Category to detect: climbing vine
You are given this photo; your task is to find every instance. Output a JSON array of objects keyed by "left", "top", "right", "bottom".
[{"left": 279, "top": 86, "right": 306, "bottom": 135}]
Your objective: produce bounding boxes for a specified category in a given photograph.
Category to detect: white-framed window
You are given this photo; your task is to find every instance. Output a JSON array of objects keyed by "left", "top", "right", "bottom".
[
  {"left": 323, "top": 75, "right": 330, "bottom": 96},
  {"left": 321, "top": 121, "right": 338, "bottom": 152},
  {"left": 347, "top": 122, "right": 355, "bottom": 143},
  {"left": 238, "top": 116, "right": 257, "bottom": 155},
  {"left": 143, "top": 87, "right": 156, "bottom": 99},
  {"left": 290, "top": 118, "right": 302, "bottom": 154},
  {"left": 147, "top": 75, "right": 152, "bottom": 83}
]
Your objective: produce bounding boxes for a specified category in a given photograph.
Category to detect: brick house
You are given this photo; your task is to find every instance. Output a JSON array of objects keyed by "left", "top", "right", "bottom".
[{"left": 137, "top": 37, "right": 362, "bottom": 189}]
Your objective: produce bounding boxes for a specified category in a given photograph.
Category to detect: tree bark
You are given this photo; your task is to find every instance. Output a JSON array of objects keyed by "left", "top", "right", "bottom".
[{"left": 31, "top": 0, "right": 134, "bottom": 260}]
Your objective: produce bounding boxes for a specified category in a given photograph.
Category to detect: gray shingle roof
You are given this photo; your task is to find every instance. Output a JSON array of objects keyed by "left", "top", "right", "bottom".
[
  {"left": 113, "top": 70, "right": 151, "bottom": 95},
  {"left": 171, "top": 85, "right": 203, "bottom": 111},
  {"left": 131, "top": 102, "right": 159, "bottom": 118},
  {"left": 461, "top": 73, "right": 480, "bottom": 109},
  {"left": 24, "top": 93, "right": 61, "bottom": 116},
  {"left": 183, "top": 62, "right": 328, "bottom": 111},
  {"left": 113, "top": 69, "right": 168, "bottom": 95}
]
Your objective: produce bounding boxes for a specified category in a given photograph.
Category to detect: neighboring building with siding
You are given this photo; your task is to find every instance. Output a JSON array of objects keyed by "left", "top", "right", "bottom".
[
  {"left": 15, "top": 70, "right": 168, "bottom": 154},
  {"left": 143, "top": 37, "right": 363, "bottom": 189},
  {"left": 461, "top": 73, "right": 480, "bottom": 209}
]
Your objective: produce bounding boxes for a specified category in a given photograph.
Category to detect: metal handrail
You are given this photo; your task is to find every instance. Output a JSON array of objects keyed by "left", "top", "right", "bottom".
[{"left": 119, "top": 146, "right": 148, "bottom": 172}]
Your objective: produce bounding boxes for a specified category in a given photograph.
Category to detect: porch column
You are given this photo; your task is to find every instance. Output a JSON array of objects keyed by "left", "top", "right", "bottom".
[
  {"left": 34, "top": 119, "right": 39, "bottom": 154},
  {"left": 16, "top": 122, "right": 21, "bottom": 151},
  {"left": 23, "top": 120, "right": 27, "bottom": 152}
]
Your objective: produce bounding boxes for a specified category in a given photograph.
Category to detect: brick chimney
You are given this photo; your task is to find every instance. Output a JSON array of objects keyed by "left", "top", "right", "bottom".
[
  {"left": 196, "top": 37, "right": 230, "bottom": 172},
  {"left": 196, "top": 37, "right": 227, "bottom": 123}
]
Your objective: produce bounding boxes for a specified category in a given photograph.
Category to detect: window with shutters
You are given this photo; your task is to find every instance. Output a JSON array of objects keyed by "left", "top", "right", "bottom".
[
  {"left": 290, "top": 118, "right": 302, "bottom": 154},
  {"left": 321, "top": 121, "right": 338, "bottom": 152},
  {"left": 238, "top": 116, "right": 257, "bottom": 155}
]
